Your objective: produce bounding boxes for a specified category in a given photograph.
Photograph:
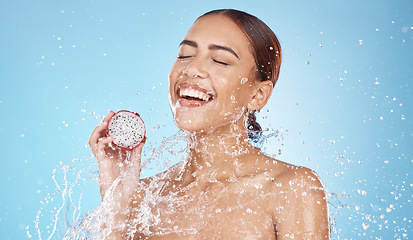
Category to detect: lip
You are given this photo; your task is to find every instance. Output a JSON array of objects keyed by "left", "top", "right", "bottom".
[{"left": 177, "top": 82, "right": 215, "bottom": 108}]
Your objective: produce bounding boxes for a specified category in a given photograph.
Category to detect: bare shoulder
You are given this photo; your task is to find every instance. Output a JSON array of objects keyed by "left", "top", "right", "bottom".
[
  {"left": 141, "top": 161, "right": 185, "bottom": 185},
  {"left": 257, "top": 154, "right": 328, "bottom": 213},
  {"left": 258, "top": 154, "right": 325, "bottom": 192},
  {"left": 258, "top": 155, "right": 330, "bottom": 239}
]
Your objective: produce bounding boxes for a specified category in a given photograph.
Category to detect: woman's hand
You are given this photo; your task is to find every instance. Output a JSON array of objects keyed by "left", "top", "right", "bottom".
[
  {"left": 89, "top": 111, "right": 144, "bottom": 206},
  {"left": 89, "top": 111, "right": 146, "bottom": 239}
]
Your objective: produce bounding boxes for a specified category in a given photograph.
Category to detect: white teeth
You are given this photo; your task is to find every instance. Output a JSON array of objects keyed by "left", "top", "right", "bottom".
[{"left": 179, "top": 88, "right": 211, "bottom": 101}]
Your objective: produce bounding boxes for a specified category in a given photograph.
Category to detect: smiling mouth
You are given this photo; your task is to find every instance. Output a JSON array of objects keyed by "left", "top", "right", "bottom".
[
  {"left": 179, "top": 88, "right": 214, "bottom": 101},
  {"left": 177, "top": 84, "right": 215, "bottom": 106}
]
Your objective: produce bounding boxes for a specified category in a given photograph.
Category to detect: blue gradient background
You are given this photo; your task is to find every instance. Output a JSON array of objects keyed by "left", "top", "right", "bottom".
[{"left": 1, "top": 0, "right": 412, "bottom": 239}]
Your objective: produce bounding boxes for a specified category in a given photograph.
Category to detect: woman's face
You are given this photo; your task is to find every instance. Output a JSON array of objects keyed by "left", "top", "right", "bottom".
[{"left": 168, "top": 14, "right": 257, "bottom": 134}]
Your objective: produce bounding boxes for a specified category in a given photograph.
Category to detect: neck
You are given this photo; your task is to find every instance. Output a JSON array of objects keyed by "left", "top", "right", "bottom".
[{"left": 183, "top": 119, "right": 258, "bottom": 183}]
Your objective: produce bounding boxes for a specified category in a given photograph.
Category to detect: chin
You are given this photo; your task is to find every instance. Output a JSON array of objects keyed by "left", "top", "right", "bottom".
[
  {"left": 173, "top": 114, "right": 208, "bottom": 133},
  {"left": 173, "top": 113, "right": 243, "bottom": 136},
  {"left": 170, "top": 99, "right": 246, "bottom": 135}
]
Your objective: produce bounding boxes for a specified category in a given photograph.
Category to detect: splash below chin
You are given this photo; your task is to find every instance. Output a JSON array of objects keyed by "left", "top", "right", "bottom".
[{"left": 173, "top": 115, "right": 249, "bottom": 140}]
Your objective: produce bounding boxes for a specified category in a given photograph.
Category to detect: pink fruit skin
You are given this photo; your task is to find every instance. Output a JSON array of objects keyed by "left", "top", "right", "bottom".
[{"left": 106, "top": 110, "right": 146, "bottom": 150}]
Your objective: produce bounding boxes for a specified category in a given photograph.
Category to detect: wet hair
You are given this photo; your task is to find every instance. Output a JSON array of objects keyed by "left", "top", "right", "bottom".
[{"left": 199, "top": 9, "right": 282, "bottom": 140}]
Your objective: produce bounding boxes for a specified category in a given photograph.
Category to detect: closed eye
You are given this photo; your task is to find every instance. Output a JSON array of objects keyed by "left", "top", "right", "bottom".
[
  {"left": 212, "top": 59, "right": 229, "bottom": 66},
  {"left": 177, "top": 55, "right": 192, "bottom": 60}
]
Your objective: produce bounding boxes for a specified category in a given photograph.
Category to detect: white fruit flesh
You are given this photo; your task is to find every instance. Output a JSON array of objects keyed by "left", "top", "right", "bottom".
[{"left": 108, "top": 111, "right": 145, "bottom": 149}]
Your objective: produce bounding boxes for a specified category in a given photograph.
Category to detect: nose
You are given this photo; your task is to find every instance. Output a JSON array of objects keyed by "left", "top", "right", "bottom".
[{"left": 182, "top": 57, "right": 208, "bottom": 79}]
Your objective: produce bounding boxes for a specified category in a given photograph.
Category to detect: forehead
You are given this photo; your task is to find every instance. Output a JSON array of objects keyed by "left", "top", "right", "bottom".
[{"left": 185, "top": 14, "right": 253, "bottom": 57}]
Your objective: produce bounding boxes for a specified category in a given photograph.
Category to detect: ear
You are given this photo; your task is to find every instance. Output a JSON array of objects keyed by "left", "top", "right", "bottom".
[{"left": 247, "top": 80, "right": 273, "bottom": 111}]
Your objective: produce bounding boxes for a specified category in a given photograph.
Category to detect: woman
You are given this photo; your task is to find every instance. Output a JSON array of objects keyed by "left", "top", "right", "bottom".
[{"left": 89, "top": 9, "right": 330, "bottom": 239}]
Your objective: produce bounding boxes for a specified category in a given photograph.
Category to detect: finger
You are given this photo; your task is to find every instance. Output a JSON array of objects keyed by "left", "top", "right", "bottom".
[
  {"left": 127, "top": 142, "right": 145, "bottom": 178},
  {"left": 120, "top": 143, "right": 144, "bottom": 183},
  {"left": 100, "top": 111, "right": 115, "bottom": 125},
  {"left": 89, "top": 126, "right": 109, "bottom": 155},
  {"left": 89, "top": 123, "right": 106, "bottom": 147},
  {"left": 130, "top": 141, "right": 145, "bottom": 165},
  {"left": 89, "top": 111, "right": 115, "bottom": 149},
  {"left": 96, "top": 136, "right": 113, "bottom": 157}
]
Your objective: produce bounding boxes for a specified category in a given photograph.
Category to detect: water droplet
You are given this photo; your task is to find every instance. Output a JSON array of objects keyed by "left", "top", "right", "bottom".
[
  {"left": 240, "top": 78, "right": 248, "bottom": 84},
  {"left": 362, "top": 222, "right": 369, "bottom": 230},
  {"left": 357, "top": 189, "right": 367, "bottom": 196}
]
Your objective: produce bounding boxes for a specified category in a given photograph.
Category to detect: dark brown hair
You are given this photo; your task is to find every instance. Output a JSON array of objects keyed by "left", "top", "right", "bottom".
[{"left": 199, "top": 9, "right": 282, "bottom": 139}]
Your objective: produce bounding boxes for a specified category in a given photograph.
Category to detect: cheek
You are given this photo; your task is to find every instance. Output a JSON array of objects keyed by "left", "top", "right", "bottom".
[
  {"left": 168, "top": 64, "right": 178, "bottom": 84},
  {"left": 169, "top": 60, "right": 185, "bottom": 80},
  {"left": 225, "top": 82, "right": 252, "bottom": 107},
  {"left": 168, "top": 64, "right": 183, "bottom": 96}
]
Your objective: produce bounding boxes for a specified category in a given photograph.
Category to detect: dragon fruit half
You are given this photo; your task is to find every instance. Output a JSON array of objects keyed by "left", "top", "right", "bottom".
[{"left": 107, "top": 110, "right": 146, "bottom": 150}]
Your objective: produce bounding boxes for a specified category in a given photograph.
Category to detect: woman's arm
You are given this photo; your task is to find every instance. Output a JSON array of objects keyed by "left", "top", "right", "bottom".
[
  {"left": 89, "top": 111, "right": 145, "bottom": 239},
  {"left": 271, "top": 167, "right": 330, "bottom": 240}
]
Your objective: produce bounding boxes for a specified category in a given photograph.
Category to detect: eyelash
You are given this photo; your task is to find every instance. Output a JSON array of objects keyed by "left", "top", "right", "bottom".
[
  {"left": 212, "top": 59, "right": 229, "bottom": 66},
  {"left": 177, "top": 56, "right": 229, "bottom": 66},
  {"left": 177, "top": 55, "right": 191, "bottom": 60}
]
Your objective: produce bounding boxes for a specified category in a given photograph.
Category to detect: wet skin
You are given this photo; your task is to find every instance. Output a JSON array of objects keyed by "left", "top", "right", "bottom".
[
  {"left": 133, "top": 152, "right": 329, "bottom": 240},
  {"left": 90, "top": 14, "right": 330, "bottom": 240},
  {"left": 134, "top": 14, "right": 329, "bottom": 239}
]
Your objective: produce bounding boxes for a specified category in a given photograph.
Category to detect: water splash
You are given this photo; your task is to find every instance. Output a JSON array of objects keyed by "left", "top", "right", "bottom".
[
  {"left": 33, "top": 161, "right": 87, "bottom": 239},
  {"left": 31, "top": 131, "right": 190, "bottom": 239},
  {"left": 31, "top": 128, "right": 359, "bottom": 239}
]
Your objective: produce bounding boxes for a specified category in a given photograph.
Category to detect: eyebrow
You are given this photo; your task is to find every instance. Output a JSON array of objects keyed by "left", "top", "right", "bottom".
[{"left": 179, "top": 40, "right": 240, "bottom": 59}]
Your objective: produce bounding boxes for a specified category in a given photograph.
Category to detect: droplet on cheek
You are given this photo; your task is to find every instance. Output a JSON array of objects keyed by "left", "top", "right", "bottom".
[{"left": 240, "top": 78, "right": 248, "bottom": 84}]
